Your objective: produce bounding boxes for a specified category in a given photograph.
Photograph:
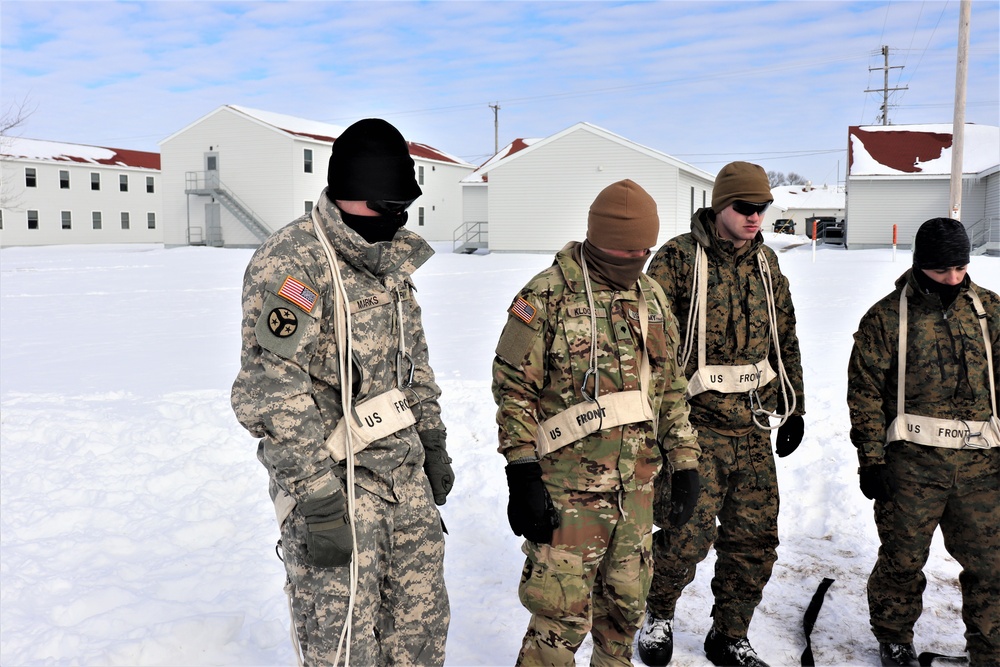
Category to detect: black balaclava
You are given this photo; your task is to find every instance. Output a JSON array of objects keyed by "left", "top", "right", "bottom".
[
  {"left": 327, "top": 118, "right": 422, "bottom": 244},
  {"left": 911, "top": 217, "right": 970, "bottom": 309}
]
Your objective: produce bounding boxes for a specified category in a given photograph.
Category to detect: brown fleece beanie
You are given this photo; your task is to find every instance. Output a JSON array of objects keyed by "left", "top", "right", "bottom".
[
  {"left": 587, "top": 179, "right": 659, "bottom": 250},
  {"left": 711, "top": 161, "right": 772, "bottom": 213}
]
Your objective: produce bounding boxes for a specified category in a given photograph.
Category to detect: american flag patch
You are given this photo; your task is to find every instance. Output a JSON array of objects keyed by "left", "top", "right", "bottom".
[
  {"left": 510, "top": 297, "right": 536, "bottom": 325},
  {"left": 277, "top": 276, "right": 318, "bottom": 313}
]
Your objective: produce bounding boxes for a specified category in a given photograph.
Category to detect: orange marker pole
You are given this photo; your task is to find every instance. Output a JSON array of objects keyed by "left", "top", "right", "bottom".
[
  {"left": 892, "top": 224, "right": 898, "bottom": 262},
  {"left": 811, "top": 220, "right": 818, "bottom": 263}
]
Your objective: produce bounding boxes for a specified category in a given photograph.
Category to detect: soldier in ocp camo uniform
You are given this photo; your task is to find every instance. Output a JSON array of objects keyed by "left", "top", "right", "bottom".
[
  {"left": 638, "top": 162, "right": 806, "bottom": 667},
  {"left": 232, "top": 119, "right": 453, "bottom": 666},
  {"left": 848, "top": 218, "right": 1000, "bottom": 667},
  {"left": 493, "top": 179, "right": 700, "bottom": 667}
]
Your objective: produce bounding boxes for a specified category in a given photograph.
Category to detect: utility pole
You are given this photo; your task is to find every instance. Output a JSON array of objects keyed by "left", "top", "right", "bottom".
[
  {"left": 489, "top": 102, "right": 501, "bottom": 154},
  {"left": 865, "top": 46, "right": 907, "bottom": 125},
  {"left": 949, "top": 0, "right": 971, "bottom": 221}
]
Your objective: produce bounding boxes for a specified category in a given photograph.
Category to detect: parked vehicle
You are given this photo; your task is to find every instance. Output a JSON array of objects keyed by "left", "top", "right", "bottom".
[
  {"left": 773, "top": 219, "right": 796, "bottom": 234},
  {"left": 806, "top": 216, "right": 845, "bottom": 244}
]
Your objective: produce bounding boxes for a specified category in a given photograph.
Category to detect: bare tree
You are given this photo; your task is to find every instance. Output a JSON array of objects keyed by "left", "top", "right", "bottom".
[
  {"left": 1, "top": 98, "right": 36, "bottom": 211},
  {"left": 786, "top": 172, "right": 808, "bottom": 185},
  {"left": 767, "top": 170, "right": 787, "bottom": 187}
]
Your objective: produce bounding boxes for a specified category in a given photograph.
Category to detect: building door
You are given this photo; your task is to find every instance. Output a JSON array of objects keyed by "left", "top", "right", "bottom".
[
  {"left": 205, "top": 152, "right": 220, "bottom": 189},
  {"left": 205, "top": 202, "right": 223, "bottom": 247}
]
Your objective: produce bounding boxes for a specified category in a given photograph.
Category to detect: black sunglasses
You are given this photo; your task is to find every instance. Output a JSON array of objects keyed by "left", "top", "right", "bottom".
[
  {"left": 731, "top": 200, "right": 771, "bottom": 217},
  {"left": 367, "top": 199, "right": 415, "bottom": 216}
]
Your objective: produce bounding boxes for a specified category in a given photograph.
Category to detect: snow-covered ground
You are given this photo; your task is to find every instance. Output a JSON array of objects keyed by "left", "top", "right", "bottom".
[{"left": 2, "top": 235, "right": 997, "bottom": 666}]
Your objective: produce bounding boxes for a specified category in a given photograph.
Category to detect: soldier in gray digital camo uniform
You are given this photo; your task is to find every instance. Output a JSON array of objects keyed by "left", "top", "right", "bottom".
[
  {"left": 492, "top": 179, "right": 700, "bottom": 667},
  {"left": 848, "top": 218, "right": 1000, "bottom": 667},
  {"left": 232, "top": 119, "right": 453, "bottom": 667},
  {"left": 638, "top": 162, "right": 806, "bottom": 667}
]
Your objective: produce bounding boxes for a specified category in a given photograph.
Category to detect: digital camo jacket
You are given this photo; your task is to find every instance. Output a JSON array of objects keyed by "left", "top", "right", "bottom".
[
  {"left": 646, "top": 208, "right": 805, "bottom": 434},
  {"left": 492, "top": 242, "right": 699, "bottom": 493},
  {"left": 231, "top": 190, "right": 444, "bottom": 504},
  {"left": 847, "top": 269, "right": 1000, "bottom": 462}
]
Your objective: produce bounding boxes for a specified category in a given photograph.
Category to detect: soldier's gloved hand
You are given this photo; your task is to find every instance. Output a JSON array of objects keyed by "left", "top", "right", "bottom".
[
  {"left": 420, "top": 429, "right": 454, "bottom": 506},
  {"left": 775, "top": 415, "right": 804, "bottom": 457},
  {"left": 298, "top": 486, "right": 353, "bottom": 568},
  {"left": 505, "top": 459, "right": 559, "bottom": 544},
  {"left": 667, "top": 468, "right": 700, "bottom": 527},
  {"left": 859, "top": 463, "right": 895, "bottom": 502}
]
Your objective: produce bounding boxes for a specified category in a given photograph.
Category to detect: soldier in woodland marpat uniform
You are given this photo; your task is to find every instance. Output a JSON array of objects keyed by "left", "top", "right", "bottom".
[
  {"left": 848, "top": 217, "right": 1000, "bottom": 667},
  {"left": 492, "top": 179, "right": 700, "bottom": 666},
  {"left": 638, "top": 161, "right": 806, "bottom": 667},
  {"left": 232, "top": 119, "right": 453, "bottom": 666}
]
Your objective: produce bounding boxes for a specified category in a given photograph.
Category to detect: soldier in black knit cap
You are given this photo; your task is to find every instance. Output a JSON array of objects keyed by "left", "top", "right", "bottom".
[
  {"left": 848, "top": 217, "right": 1000, "bottom": 667},
  {"left": 233, "top": 118, "right": 453, "bottom": 665}
]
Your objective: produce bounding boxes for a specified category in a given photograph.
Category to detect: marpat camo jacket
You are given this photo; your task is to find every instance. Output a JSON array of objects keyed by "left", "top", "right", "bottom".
[
  {"left": 646, "top": 208, "right": 805, "bottom": 435},
  {"left": 847, "top": 269, "right": 1000, "bottom": 463}
]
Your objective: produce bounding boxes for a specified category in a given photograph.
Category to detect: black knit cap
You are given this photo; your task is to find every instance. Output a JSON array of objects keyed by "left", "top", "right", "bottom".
[
  {"left": 912, "top": 217, "right": 970, "bottom": 270},
  {"left": 327, "top": 118, "right": 422, "bottom": 202}
]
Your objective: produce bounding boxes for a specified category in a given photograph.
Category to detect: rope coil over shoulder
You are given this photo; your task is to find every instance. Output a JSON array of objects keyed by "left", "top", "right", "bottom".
[
  {"left": 886, "top": 285, "right": 999, "bottom": 450},
  {"left": 679, "top": 244, "right": 796, "bottom": 430}
]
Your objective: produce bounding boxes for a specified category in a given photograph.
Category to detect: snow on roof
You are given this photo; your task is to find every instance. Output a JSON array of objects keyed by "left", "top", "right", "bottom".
[
  {"left": 228, "top": 105, "right": 472, "bottom": 167},
  {"left": 461, "top": 122, "right": 716, "bottom": 184},
  {"left": 848, "top": 124, "right": 999, "bottom": 176},
  {"left": 770, "top": 183, "right": 845, "bottom": 213},
  {"left": 1, "top": 137, "right": 160, "bottom": 170},
  {"left": 462, "top": 137, "right": 542, "bottom": 183}
]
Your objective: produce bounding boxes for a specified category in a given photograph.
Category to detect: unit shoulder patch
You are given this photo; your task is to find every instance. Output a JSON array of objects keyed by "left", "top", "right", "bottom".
[{"left": 277, "top": 275, "right": 318, "bottom": 314}]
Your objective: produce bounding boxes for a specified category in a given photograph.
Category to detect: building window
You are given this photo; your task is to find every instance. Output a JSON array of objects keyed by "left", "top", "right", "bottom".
[
  {"left": 418, "top": 206, "right": 425, "bottom": 227},
  {"left": 702, "top": 191, "right": 707, "bottom": 207},
  {"left": 418, "top": 166, "right": 424, "bottom": 185},
  {"left": 305, "top": 201, "right": 313, "bottom": 214},
  {"left": 147, "top": 212, "right": 156, "bottom": 229},
  {"left": 60, "top": 170, "right": 70, "bottom": 189},
  {"left": 93, "top": 212, "right": 103, "bottom": 230},
  {"left": 304, "top": 149, "right": 313, "bottom": 173},
  {"left": 119, "top": 175, "right": 128, "bottom": 192},
  {"left": 25, "top": 167, "right": 36, "bottom": 187},
  {"left": 121, "top": 212, "right": 130, "bottom": 230},
  {"left": 62, "top": 211, "right": 72, "bottom": 230},
  {"left": 690, "top": 187, "right": 695, "bottom": 215},
  {"left": 91, "top": 173, "right": 100, "bottom": 191},
  {"left": 27, "top": 210, "right": 39, "bottom": 230},
  {"left": 146, "top": 176, "right": 155, "bottom": 193}
]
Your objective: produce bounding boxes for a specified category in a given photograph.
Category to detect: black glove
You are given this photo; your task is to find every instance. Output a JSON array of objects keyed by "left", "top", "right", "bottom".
[
  {"left": 775, "top": 415, "right": 804, "bottom": 457},
  {"left": 420, "top": 430, "right": 454, "bottom": 506},
  {"left": 505, "top": 460, "right": 559, "bottom": 544},
  {"left": 859, "top": 463, "right": 895, "bottom": 502},
  {"left": 667, "top": 469, "right": 700, "bottom": 527},
  {"left": 298, "top": 487, "right": 353, "bottom": 568}
]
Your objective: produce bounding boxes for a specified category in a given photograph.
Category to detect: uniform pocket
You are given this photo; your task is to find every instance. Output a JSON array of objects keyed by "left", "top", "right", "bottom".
[{"left": 518, "top": 541, "right": 587, "bottom": 620}]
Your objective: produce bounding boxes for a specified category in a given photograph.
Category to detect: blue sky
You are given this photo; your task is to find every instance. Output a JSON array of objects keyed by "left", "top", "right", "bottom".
[{"left": 2, "top": 1, "right": 998, "bottom": 185}]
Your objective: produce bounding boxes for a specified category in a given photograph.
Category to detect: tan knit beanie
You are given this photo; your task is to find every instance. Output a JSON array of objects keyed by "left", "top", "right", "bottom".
[
  {"left": 711, "top": 161, "right": 772, "bottom": 213},
  {"left": 587, "top": 179, "right": 659, "bottom": 250}
]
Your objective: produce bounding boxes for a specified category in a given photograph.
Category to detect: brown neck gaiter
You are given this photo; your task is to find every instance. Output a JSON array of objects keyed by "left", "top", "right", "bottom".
[{"left": 580, "top": 240, "right": 648, "bottom": 291}]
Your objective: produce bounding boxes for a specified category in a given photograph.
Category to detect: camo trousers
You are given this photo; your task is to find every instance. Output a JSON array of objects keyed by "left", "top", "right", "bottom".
[
  {"left": 515, "top": 484, "right": 654, "bottom": 667},
  {"left": 648, "top": 428, "right": 779, "bottom": 638},
  {"left": 279, "top": 474, "right": 449, "bottom": 667},
  {"left": 869, "top": 443, "right": 1000, "bottom": 666}
]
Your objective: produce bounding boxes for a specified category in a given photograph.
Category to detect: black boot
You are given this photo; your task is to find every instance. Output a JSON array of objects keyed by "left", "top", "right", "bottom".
[
  {"left": 879, "top": 642, "right": 918, "bottom": 667},
  {"left": 637, "top": 612, "right": 673, "bottom": 666},
  {"left": 704, "top": 627, "right": 769, "bottom": 667}
]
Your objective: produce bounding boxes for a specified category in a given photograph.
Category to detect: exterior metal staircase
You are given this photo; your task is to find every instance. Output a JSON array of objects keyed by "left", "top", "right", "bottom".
[
  {"left": 453, "top": 221, "right": 488, "bottom": 254},
  {"left": 185, "top": 172, "right": 271, "bottom": 243},
  {"left": 967, "top": 216, "right": 997, "bottom": 256}
]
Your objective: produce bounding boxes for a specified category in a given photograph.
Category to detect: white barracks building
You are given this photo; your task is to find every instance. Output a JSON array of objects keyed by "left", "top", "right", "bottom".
[{"left": 1, "top": 137, "right": 162, "bottom": 247}]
